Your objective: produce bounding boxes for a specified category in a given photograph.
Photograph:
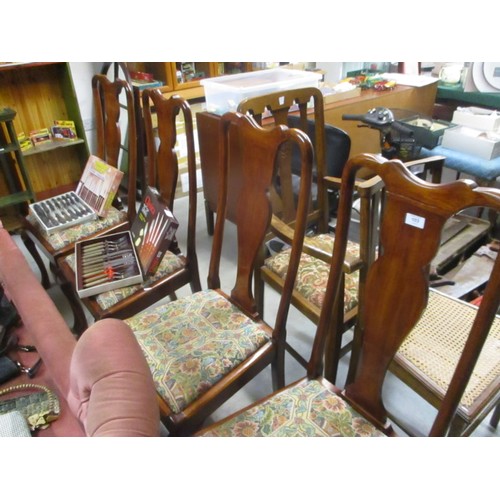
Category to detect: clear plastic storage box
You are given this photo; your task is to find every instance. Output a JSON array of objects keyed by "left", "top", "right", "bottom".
[{"left": 201, "top": 68, "right": 322, "bottom": 115}]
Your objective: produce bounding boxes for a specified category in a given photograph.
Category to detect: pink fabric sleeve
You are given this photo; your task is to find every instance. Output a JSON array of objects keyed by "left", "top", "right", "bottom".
[
  {"left": 0, "top": 225, "right": 159, "bottom": 436},
  {"left": 0, "top": 227, "right": 76, "bottom": 398},
  {"left": 68, "top": 318, "right": 160, "bottom": 437}
]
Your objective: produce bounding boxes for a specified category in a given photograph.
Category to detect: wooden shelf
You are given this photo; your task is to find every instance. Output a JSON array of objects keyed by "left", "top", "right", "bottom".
[
  {"left": 0, "top": 62, "right": 62, "bottom": 72},
  {"left": 0, "top": 63, "right": 89, "bottom": 202},
  {"left": 0, "top": 190, "right": 33, "bottom": 208},
  {"left": 22, "top": 138, "right": 85, "bottom": 157}
]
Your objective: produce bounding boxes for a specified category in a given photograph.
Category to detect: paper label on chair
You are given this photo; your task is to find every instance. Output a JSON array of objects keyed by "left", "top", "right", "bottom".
[{"left": 405, "top": 213, "right": 426, "bottom": 229}]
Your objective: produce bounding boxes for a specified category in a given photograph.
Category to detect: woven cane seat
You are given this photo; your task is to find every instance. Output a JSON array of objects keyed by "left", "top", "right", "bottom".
[
  {"left": 199, "top": 379, "right": 385, "bottom": 437},
  {"left": 264, "top": 233, "right": 360, "bottom": 312},
  {"left": 393, "top": 289, "right": 500, "bottom": 419}
]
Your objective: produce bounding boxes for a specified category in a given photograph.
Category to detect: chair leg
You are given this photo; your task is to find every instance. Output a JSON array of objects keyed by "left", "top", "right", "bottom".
[
  {"left": 324, "top": 275, "right": 346, "bottom": 385},
  {"left": 490, "top": 402, "right": 500, "bottom": 429},
  {"left": 271, "top": 339, "right": 286, "bottom": 391},
  {"left": 20, "top": 232, "right": 51, "bottom": 289},
  {"left": 345, "top": 323, "right": 363, "bottom": 386},
  {"left": 204, "top": 199, "right": 214, "bottom": 236},
  {"left": 59, "top": 281, "right": 88, "bottom": 335},
  {"left": 447, "top": 414, "right": 469, "bottom": 437},
  {"left": 324, "top": 326, "right": 344, "bottom": 385},
  {"left": 254, "top": 266, "right": 265, "bottom": 318}
]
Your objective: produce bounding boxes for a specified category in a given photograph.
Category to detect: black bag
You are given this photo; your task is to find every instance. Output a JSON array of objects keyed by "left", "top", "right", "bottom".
[
  {"left": 0, "top": 355, "right": 20, "bottom": 384},
  {"left": 0, "top": 285, "right": 21, "bottom": 356}
]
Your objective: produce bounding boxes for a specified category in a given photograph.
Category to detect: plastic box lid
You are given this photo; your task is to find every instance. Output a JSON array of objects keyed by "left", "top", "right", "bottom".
[{"left": 201, "top": 68, "right": 322, "bottom": 114}]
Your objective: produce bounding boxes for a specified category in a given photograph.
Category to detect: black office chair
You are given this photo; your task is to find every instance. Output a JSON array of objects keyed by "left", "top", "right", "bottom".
[{"left": 287, "top": 115, "right": 351, "bottom": 218}]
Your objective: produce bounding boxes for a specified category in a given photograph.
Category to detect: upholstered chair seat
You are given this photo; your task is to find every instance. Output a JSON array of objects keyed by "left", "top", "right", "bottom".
[
  {"left": 199, "top": 379, "right": 385, "bottom": 437},
  {"left": 125, "top": 290, "right": 271, "bottom": 414},
  {"left": 25, "top": 207, "right": 127, "bottom": 252},
  {"left": 264, "top": 233, "right": 360, "bottom": 312}
]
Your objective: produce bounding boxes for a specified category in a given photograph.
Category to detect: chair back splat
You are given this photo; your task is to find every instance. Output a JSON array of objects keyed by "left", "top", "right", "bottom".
[
  {"left": 142, "top": 89, "right": 200, "bottom": 290},
  {"left": 92, "top": 74, "right": 137, "bottom": 220},
  {"left": 209, "top": 113, "right": 314, "bottom": 319},
  {"left": 238, "top": 87, "right": 328, "bottom": 232},
  {"left": 322, "top": 153, "right": 500, "bottom": 435}
]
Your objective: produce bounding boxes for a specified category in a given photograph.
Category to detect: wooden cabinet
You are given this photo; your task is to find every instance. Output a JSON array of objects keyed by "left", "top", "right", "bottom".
[
  {"left": 0, "top": 63, "right": 89, "bottom": 202},
  {"left": 125, "top": 62, "right": 265, "bottom": 100}
]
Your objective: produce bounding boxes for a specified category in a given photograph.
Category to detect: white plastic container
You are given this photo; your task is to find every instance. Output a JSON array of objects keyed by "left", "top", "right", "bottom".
[{"left": 201, "top": 68, "right": 322, "bottom": 115}]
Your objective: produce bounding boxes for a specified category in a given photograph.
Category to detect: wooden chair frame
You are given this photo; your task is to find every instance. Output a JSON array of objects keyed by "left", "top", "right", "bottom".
[
  {"left": 21, "top": 75, "right": 137, "bottom": 332},
  {"left": 197, "top": 153, "right": 500, "bottom": 437},
  {"left": 237, "top": 88, "right": 392, "bottom": 383},
  {"left": 57, "top": 90, "right": 202, "bottom": 328},
  {"left": 124, "top": 112, "right": 314, "bottom": 435}
]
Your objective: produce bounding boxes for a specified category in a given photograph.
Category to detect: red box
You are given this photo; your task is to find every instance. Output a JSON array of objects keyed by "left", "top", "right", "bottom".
[{"left": 130, "top": 186, "right": 179, "bottom": 276}]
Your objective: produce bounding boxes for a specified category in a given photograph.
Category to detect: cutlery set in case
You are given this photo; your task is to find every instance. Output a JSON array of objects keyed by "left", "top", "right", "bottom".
[
  {"left": 30, "top": 191, "right": 97, "bottom": 233},
  {"left": 29, "top": 155, "right": 124, "bottom": 234},
  {"left": 75, "top": 232, "right": 144, "bottom": 298},
  {"left": 28, "top": 156, "right": 178, "bottom": 298}
]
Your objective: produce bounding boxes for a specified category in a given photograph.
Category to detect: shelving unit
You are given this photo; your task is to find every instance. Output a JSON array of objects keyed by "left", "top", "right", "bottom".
[
  {"left": 0, "top": 62, "right": 89, "bottom": 202},
  {"left": 0, "top": 107, "right": 35, "bottom": 213}
]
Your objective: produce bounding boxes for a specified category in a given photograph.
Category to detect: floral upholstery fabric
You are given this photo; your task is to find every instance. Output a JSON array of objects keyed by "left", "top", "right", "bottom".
[
  {"left": 64, "top": 250, "right": 185, "bottom": 310},
  {"left": 264, "top": 233, "right": 360, "bottom": 312},
  {"left": 199, "top": 379, "right": 385, "bottom": 437},
  {"left": 125, "top": 290, "right": 271, "bottom": 414},
  {"left": 26, "top": 207, "right": 127, "bottom": 251}
]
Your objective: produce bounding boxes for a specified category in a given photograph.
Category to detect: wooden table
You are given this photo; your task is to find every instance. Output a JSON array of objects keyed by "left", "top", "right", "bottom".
[{"left": 196, "top": 82, "right": 438, "bottom": 233}]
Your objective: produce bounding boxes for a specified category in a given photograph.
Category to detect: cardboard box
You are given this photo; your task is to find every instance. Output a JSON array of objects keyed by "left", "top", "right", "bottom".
[
  {"left": 29, "top": 128, "right": 52, "bottom": 147},
  {"left": 441, "top": 126, "right": 500, "bottom": 160},
  {"left": 130, "top": 186, "right": 179, "bottom": 276},
  {"left": 29, "top": 155, "right": 122, "bottom": 234},
  {"left": 30, "top": 191, "right": 97, "bottom": 234},
  {"left": 398, "top": 116, "right": 456, "bottom": 149},
  {"left": 452, "top": 107, "right": 500, "bottom": 132},
  {"left": 75, "top": 155, "right": 124, "bottom": 217},
  {"left": 75, "top": 231, "right": 143, "bottom": 298},
  {"left": 201, "top": 68, "right": 322, "bottom": 115}
]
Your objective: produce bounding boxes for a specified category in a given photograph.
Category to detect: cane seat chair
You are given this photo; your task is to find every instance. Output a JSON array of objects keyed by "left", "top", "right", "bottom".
[
  {"left": 390, "top": 288, "right": 500, "bottom": 436},
  {"left": 237, "top": 88, "right": 383, "bottom": 383},
  {"left": 21, "top": 74, "right": 137, "bottom": 293},
  {"left": 197, "top": 153, "right": 500, "bottom": 437},
  {"left": 120, "top": 111, "right": 314, "bottom": 436},
  {"left": 57, "top": 90, "right": 202, "bottom": 333}
]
